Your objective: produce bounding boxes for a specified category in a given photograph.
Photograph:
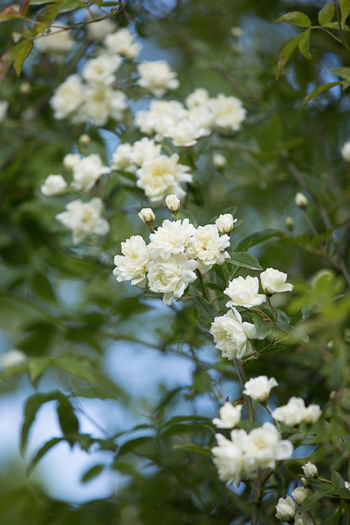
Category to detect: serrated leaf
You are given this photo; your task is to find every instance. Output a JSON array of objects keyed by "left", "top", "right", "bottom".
[
  {"left": 276, "top": 11, "right": 311, "bottom": 27},
  {"left": 236, "top": 229, "right": 282, "bottom": 251},
  {"left": 226, "top": 252, "right": 262, "bottom": 271},
  {"left": 12, "top": 39, "right": 33, "bottom": 76},
  {"left": 318, "top": 3, "right": 335, "bottom": 25},
  {"left": 27, "top": 437, "right": 64, "bottom": 475},
  {"left": 340, "top": 0, "right": 350, "bottom": 27},
  {"left": 253, "top": 316, "right": 272, "bottom": 340},
  {"left": 81, "top": 464, "right": 105, "bottom": 483},
  {"left": 54, "top": 355, "right": 98, "bottom": 384},
  {"left": 300, "top": 81, "right": 342, "bottom": 109},
  {"left": 298, "top": 29, "right": 312, "bottom": 59},
  {"left": 173, "top": 443, "right": 212, "bottom": 456},
  {"left": 276, "top": 33, "right": 304, "bottom": 80}
]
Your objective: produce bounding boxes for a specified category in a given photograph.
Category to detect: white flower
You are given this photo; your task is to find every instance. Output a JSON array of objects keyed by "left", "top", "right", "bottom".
[
  {"left": 215, "top": 214, "right": 236, "bottom": 234},
  {"left": 1, "top": 349, "right": 27, "bottom": 370},
  {"left": 87, "top": 17, "right": 116, "bottom": 41},
  {"left": 208, "top": 94, "right": 246, "bottom": 133},
  {"left": 275, "top": 496, "right": 295, "bottom": 522},
  {"left": 212, "top": 402, "right": 242, "bottom": 429},
  {"left": 213, "top": 154, "right": 227, "bottom": 169},
  {"left": 211, "top": 433, "right": 245, "bottom": 486},
  {"left": 185, "top": 88, "right": 210, "bottom": 109},
  {"left": 80, "top": 84, "right": 127, "bottom": 126},
  {"left": 104, "top": 28, "right": 142, "bottom": 59},
  {"left": 303, "top": 404, "right": 322, "bottom": 424},
  {"left": 135, "top": 100, "right": 184, "bottom": 136},
  {"left": 50, "top": 75, "right": 85, "bottom": 120},
  {"left": 110, "top": 89, "right": 128, "bottom": 120},
  {"left": 170, "top": 118, "right": 202, "bottom": 147},
  {"left": 136, "top": 154, "right": 192, "bottom": 205},
  {"left": 63, "top": 153, "right": 81, "bottom": 171},
  {"left": 138, "top": 208, "right": 155, "bottom": 224},
  {"left": 165, "top": 194, "right": 180, "bottom": 213},
  {"left": 187, "top": 225, "right": 230, "bottom": 273},
  {"left": 224, "top": 276, "right": 266, "bottom": 309},
  {"left": 210, "top": 308, "right": 258, "bottom": 360},
  {"left": 302, "top": 462, "right": 318, "bottom": 478},
  {"left": 132, "top": 138, "right": 161, "bottom": 166},
  {"left": 137, "top": 61, "right": 179, "bottom": 96},
  {"left": 148, "top": 219, "right": 196, "bottom": 260},
  {"left": 231, "top": 26, "right": 243, "bottom": 38},
  {"left": 341, "top": 141, "right": 350, "bottom": 162},
  {"left": 72, "top": 154, "right": 110, "bottom": 191},
  {"left": 113, "top": 235, "right": 150, "bottom": 287},
  {"left": 186, "top": 106, "right": 214, "bottom": 135},
  {"left": 147, "top": 254, "right": 198, "bottom": 305},
  {"left": 345, "top": 481, "right": 350, "bottom": 490},
  {"left": 0, "top": 100, "right": 9, "bottom": 122},
  {"left": 244, "top": 422, "right": 293, "bottom": 472},
  {"left": 295, "top": 192, "right": 308, "bottom": 210},
  {"left": 41, "top": 174, "right": 67, "bottom": 196},
  {"left": 111, "top": 143, "right": 136, "bottom": 173},
  {"left": 260, "top": 268, "right": 293, "bottom": 294},
  {"left": 35, "top": 29, "right": 75, "bottom": 57},
  {"left": 82, "top": 54, "right": 122, "bottom": 85},
  {"left": 272, "top": 397, "right": 310, "bottom": 426},
  {"left": 243, "top": 376, "right": 278, "bottom": 403},
  {"left": 292, "top": 487, "right": 311, "bottom": 506},
  {"left": 56, "top": 198, "right": 109, "bottom": 244}
]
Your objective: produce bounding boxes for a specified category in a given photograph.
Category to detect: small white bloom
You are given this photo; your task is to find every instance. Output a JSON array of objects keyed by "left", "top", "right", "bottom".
[
  {"left": 137, "top": 61, "right": 179, "bottom": 96},
  {"left": 212, "top": 402, "right": 242, "bottom": 429},
  {"left": 104, "top": 28, "right": 142, "bottom": 59},
  {"left": 302, "top": 462, "right": 318, "bottom": 478},
  {"left": 272, "top": 397, "right": 308, "bottom": 426},
  {"left": 111, "top": 143, "right": 136, "bottom": 173},
  {"left": 260, "top": 268, "right": 293, "bottom": 294},
  {"left": 275, "top": 496, "right": 295, "bottom": 522},
  {"left": 113, "top": 235, "right": 150, "bottom": 287},
  {"left": 231, "top": 26, "right": 243, "bottom": 38},
  {"left": 79, "top": 134, "right": 90, "bottom": 146},
  {"left": 50, "top": 75, "right": 85, "bottom": 120},
  {"left": 215, "top": 214, "right": 236, "bottom": 234},
  {"left": 341, "top": 141, "right": 350, "bottom": 162},
  {"left": 132, "top": 138, "right": 161, "bottom": 166},
  {"left": 210, "top": 308, "right": 258, "bottom": 360},
  {"left": 170, "top": 118, "right": 201, "bottom": 147},
  {"left": 295, "top": 192, "right": 308, "bottom": 210},
  {"left": 0, "top": 100, "right": 9, "bottom": 122},
  {"left": 72, "top": 154, "right": 110, "bottom": 191},
  {"left": 245, "top": 422, "right": 293, "bottom": 471},
  {"left": 148, "top": 219, "right": 196, "bottom": 260},
  {"left": 187, "top": 225, "right": 230, "bottom": 273},
  {"left": 87, "top": 17, "right": 117, "bottom": 41},
  {"left": 82, "top": 54, "right": 123, "bottom": 85},
  {"left": 303, "top": 404, "right": 322, "bottom": 424},
  {"left": 147, "top": 254, "right": 198, "bottom": 305},
  {"left": 185, "top": 88, "right": 210, "bottom": 109},
  {"left": 225, "top": 276, "right": 266, "bottom": 309},
  {"left": 79, "top": 84, "right": 127, "bottom": 126},
  {"left": 213, "top": 153, "right": 227, "bottom": 169},
  {"left": 56, "top": 198, "right": 109, "bottom": 244},
  {"left": 1, "top": 349, "right": 27, "bottom": 370},
  {"left": 292, "top": 487, "right": 311, "bottom": 506},
  {"left": 138, "top": 208, "right": 155, "bottom": 224},
  {"left": 41, "top": 174, "right": 67, "bottom": 196},
  {"left": 208, "top": 94, "right": 246, "bottom": 133},
  {"left": 63, "top": 153, "right": 81, "bottom": 171},
  {"left": 243, "top": 376, "right": 278, "bottom": 403},
  {"left": 35, "top": 29, "right": 75, "bottom": 58},
  {"left": 345, "top": 481, "right": 350, "bottom": 490},
  {"left": 165, "top": 194, "right": 180, "bottom": 213},
  {"left": 211, "top": 433, "right": 245, "bottom": 486}
]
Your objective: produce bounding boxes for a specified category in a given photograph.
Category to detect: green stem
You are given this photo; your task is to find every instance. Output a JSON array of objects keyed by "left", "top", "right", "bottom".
[
  {"left": 196, "top": 269, "right": 209, "bottom": 301},
  {"left": 267, "top": 296, "right": 278, "bottom": 322},
  {"left": 333, "top": 0, "right": 350, "bottom": 52}
]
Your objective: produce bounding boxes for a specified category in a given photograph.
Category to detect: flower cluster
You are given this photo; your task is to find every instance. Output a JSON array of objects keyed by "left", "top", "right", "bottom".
[
  {"left": 113, "top": 205, "right": 232, "bottom": 305},
  {"left": 35, "top": 29, "right": 75, "bottom": 61},
  {"left": 272, "top": 397, "right": 322, "bottom": 426}
]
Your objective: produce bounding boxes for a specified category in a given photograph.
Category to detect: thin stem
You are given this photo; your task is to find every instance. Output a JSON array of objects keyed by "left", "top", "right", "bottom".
[
  {"left": 196, "top": 269, "right": 209, "bottom": 301},
  {"left": 265, "top": 405, "right": 282, "bottom": 438},
  {"left": 332, "top": 0, "right": 350, "bottom": 52},
  {"left": 251, "top": 308, "right": 273, "bottom": 322},
  {"left": 233, "top": 358, "right": 253, "bottom": 422},
  {"left": 304, "top": 211, "right": 319, "bottom": 237},
  {"left": 267, "top": 296, "right": 278, "bottom": 322}
]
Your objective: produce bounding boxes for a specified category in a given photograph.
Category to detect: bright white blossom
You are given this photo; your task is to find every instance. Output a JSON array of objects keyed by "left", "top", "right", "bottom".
[
  {"left": 111, "top": 143, "right": 136, "bottom": 173},
  {"left": 56, "top": 198, "right": 109, "bottom": 244},
  {"left": 35, "top": 29, "right": 75, "bottom": 59},
  {"left": 0, "top": 101, "right": 8, "bottom": 122},
  {"left": 170, "top": 118, "right": 203, "bottom": 147},
  {"left": 137, "top": 61, "right": 179, "bottom": 96},
  {"left": 147, "top": 254, "right": 198, "bottom": 305},
  {"left": 185, "top": 88, "right": 210, "bottom": 109},
  {"left": 82, "top": 54, "right": 122, "bottom": 85},
  {"left": 260, "top": 268, "right": 293, "bottom": 294},
  {"left": 292, "top": 487, "right": 311, "bottom": 506},
  {"left": 243, "top": 376, "right": 278, "bottom": 403},
  {"left": 275, "top": 496, "right": 295, "bottom": 522},
  {"left": 295, "top": 192, "right": 308, "bottom": 210},
  {"left": 41, "top": 174, "right": 67, "bottom": 196},
  {"left": 1, "top": 349, "right": 27, "bottom": 370},
  {"left": 63, "top": 153, "right": 81, "bottom": 171},
  {"left": 212, "top": 433, "right": 245, "bottom": 486},
  {"left": 81, "top": 84, "right": 127, "bottom": 126},
  {"left": 50, "top": 75, "right": 85, "bottom": 120},
  {"left": 215, "top": 214, "right": 236, "bottom": 234},
  {"left": 165, "top": 194, "right": 180, "bottom": 213},
  {"left": 132, "top": 138, "right": 162, "bottom": 166},
  {"left": 148, "top": 219, "right": 196, "bottom": 260},
  {"left": 224, "top": 276, "right": 266, "bottom": 309},
  {"left": 210, "top": 308, "right": 258, "bottom": 360},
  {"left": 303, "top": 404, "right": 322, "bottom": 424},
  {"left": 104, "top": 28, "right": 141, "bottom": 59},
  {"left": 341, "top": 141, "right": 350, "bottom": 162},
  {"left": 72, "top": 154, "right": 110, "bottom": 191},
  {"left": 87, "top": 17, "right": 116, "bottom": 41},
  {"left": 138, "top": 208, "right": 155, "bottom": 224},
  {"left": 208, "top": 94, "right": 246, "bottom": 133},
  {"left": 187, "top": 225, "right": 230, "bottom": 273},
  {"left": 213, "top": 153, "right": 227, "bottom": 169},
  {"left": 302, "top": 462, "right": 318, "bottom": 478},
  {"left": 272, "top": 397, "right": 321, "bottom": 426},
  {"left": 113, "top": 235, "right": 150, "bottom": 288},
  {"left": 212, "top": 403, "right": 242, "bottom": 429}
]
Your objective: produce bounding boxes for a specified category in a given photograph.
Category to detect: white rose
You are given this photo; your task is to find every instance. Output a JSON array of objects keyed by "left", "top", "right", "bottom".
[
  {"left": 104, "top": 28, "right": 142, "bottom": 59},
  {"left": 302, "top": 462, "right": 318, "bottom": 478},
  {"left": 50, "top": 75, "right": 85, "bottom": 120},
  {"left": 186, "top": 106, "right": 213, "bottom": 135},
  {"left": 63, "top": 153, "right": 81, "bottom": 171},
  {"left": 211, "top": 433, "right": 245, "bottom": 486},
  {"left": 272, "top": 397, "right": 308, "bottom": 426},
  {"left": 213, "top": 154, "right": 227, "bottom": 169},
  {"left": 210, "top": 308, "right": 258, "bottom": 360},
  {"left": 341, "top": 141, "right": 350, "bottom": 162},
  {"left": 185, "top": 88, "right": 210, "bottom": 109},
  {"left": 147, "top": 254, "right": 198, "bottom": 305},
  {"left": 111, "top": 143, "right": 136, "bottom": 173},
  {"left": 1, "top": 349, "right": 27, "bottom": 370},
  {"left": 137, "top": 61, "right": 179, "bottom": 96},
  {"left": 113, "top": 235, "right": 150, "bottom": 288},
  {"left": 275, "top": 496, "right": 295, "bottom": 522},
  {"left": 148, "top": 219, "right": 196, "bottom": 260},
  {"left": 82, "top": 54, "right": 123, "bottom": 85},
  {"left": 170, "top": 118, "right": 201, "bottom": 147},
  {"left": 0, "top": 100, "right": 9, "bottom": 122},
  {"left": 35, "top": 29, "right": 75, "bottom": 56},
  {"left": 110, "top": 89, "right": 128, "bottom": 121},
  {"left": 187, "top": 225, "right": 230, "bottom": 273},
  {"left": 303, "top": 404, "right": 322, "bottom": 424},
  {"left": 295, "top": 192, "right": 308, "bottom": 210},
  {"left": 80, "top": 85, "right": 127, "bottom": 126},
  {"left": 215, "top": 214, "right": 236, "bottom": 234},
  {"left": 41, "top": 174, "right": 67, "bottom": 196},
  {"left": 224, "top": 275, "right": 266, "bottom": 309},
  {"left": 132, "top": 138, "right": 161, "bottom": 166},
  {"left": 243, "top": 376, "right": 278, "bottom": 403},
  {"left": 72, "top": 154, "right": 110, "bottom": 191},
  {"left": 260, "top": 268, "right": 293, "bottom": 294},
  {"left": 87, "top": 18, "right": 116, "bottom": 41},
  {"left": 138, "top": 208, "right": 155, "bottom": 224},
  {"left": 212, "top": 402, "right": 242, "bottom": 429},
  {"left": 244, "top": 422, "right": 293, "bottom": 471},
  {"left": 56, "top": 198, "right": 109, "bottom": 244},
  {"left": 292, "top": 487, "right": 311, "bottom": 506},
  {"left": 165, "top": 194, "right": 180, "bottom": 213},
  {"left": 208, "top": 93, "right": 246, "bottom": 133}
]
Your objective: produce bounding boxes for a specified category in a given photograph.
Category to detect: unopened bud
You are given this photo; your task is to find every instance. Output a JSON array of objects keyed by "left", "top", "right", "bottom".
[
  {"left": 138, "top": 208, "right": 155, "bottom": 224},
  {"left": 302, "top": 462, "right": 318, "bottom": 479},
  {"left": 291, "top": 487, "right": 310, "bottom": 506},
  {"left": 213, "top": 153, "right": 227, "bottom": 169},
  {"left": 285, "top": 216, "right": 294, "bottom": 231},
  {"left": 275, "top": 496, "right": 295, "bottom": 522},
  {"left": 340, "top": 141, "right": 350, "bottom": 162},
  {"left": 19, "top": 82, "right": 31, "bottom": 95},
  {"left": 79, "top": 134, "right": 90, "bottom": 146},
  {"left": 165, "top": 194, "right": 180, "bottom": 213},
  {"left": 63, "top": 153, "right": 81, "bottom": 171},
  {"left": 295, "top": 192, "right": 308, "bottom": 210},
  {"left": 215, "top": 213, "right": 236, "bottom": 234}
]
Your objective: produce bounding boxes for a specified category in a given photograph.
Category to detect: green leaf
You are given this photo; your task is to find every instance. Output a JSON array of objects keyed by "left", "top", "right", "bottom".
[
  {"left": 276, "top": 11, "right": 311, "bottom": 27},
  {"left": 27, "top": 437, "right": 64, "bottom": 475},
  {"left": 54, "top": 355, "right": 98, "bottom": 384},
  {"left": 330, "top": 66, "right": 350, "bottom": 81},
  {"left": 58, "top": 0, "right": 85, "bottom": 12},
  {"left": 12, "top": 40, "right": 33, "bottom": 76},
  {"left": 56, "top": 398, "right": 80, "bottom": 437},
  {"left": 236, "top": 229, "right": 282, "bottom": 251},
  {"left": 322, "top": 21, "right": 350, "bottom": 30},
  {"left": 332, "top": 470, "right": 345, "bottom": 488},
  {"left": 177, "top": 207, "right": 197, "bottom": 226},
  {"left": 253, "top": 316, "right": 272, "bottom": 340},
  {"left": 226, "top": 252, "right": 263, "bottom": 271},
  {"left": 32, "top": 272, "right": 56, "bottom": 303},
  {"left": 276, "top": 33, "right": 304, "bottom": 80},
  {"left": 301, "top": 489, "right": 333, "bottom": 512},
  {"left": 298, "top": 29, "right": 312, "bottom": 59},
  {"left": 71, "top": 386, "right": 117, "bottom": 400},
  {"left": 318, "top": 3, "right": 335, "bottom": 25},
  {"left": 173, "top": 443, "right": 212, "bottom": 456},
  {"left": 193, "top": 296, "right": 218, "bottom": 324},
  {"left": 81, "top": 464, "right": 105, "bottom": 483},
  {"left": 203, "top": 282, "right": 223, "bottom": 292},
  {"left": 27, "top": 357, "right": 51, "bottom": 382},
  {"left": 339, "top": 0, "right": 350, "bottom": 27},
  {"left": 300, "top": 81, "right": 342, "bottom": 109}
]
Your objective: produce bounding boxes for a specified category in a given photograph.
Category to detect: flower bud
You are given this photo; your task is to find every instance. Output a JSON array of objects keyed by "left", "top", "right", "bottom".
[
  {"left": 275, "top": 496, "right": 295, "bottom": 522},
  {"left": 215, "top": 214, "right": 236, "bottom": 234},
  {"left": 19, "top": 82, "right": 31, "bottom": 95},
  {"left": 231, "top": 26, "right": 243, "bottom": 38},
  {"left": 302, "top": 462, "right": 318, "bottom": 478},
  {"left": 345, "top": 481, "right": 350, "bottom": 490},
  {"left": 165, "top": 194, "right": 180, "bottom": 213},
  {"left": 79, "top": 134, "right": 90, "bottom": 146},
  {"left": 40, "top": 174, "right": 68, "bottom": 196},
  {"left": 291, "top": 487, "right": 310, "bottom": 506},
  {"left": 63, "top": 153, "right": 81, "bottom": 171},
  {"left": 138, "top": 208, "right": 155, "bottom": 224},
  {"left": 295, "top": 192, "right": 308, "bottom": 210},
  {"left": 341, "top": 141, "right": 350, "bottom": 162},
  {"left": 213, "top": 153, "right": 227, "bottom": 169},
  {"left": 285, "top": 216, "right": 294, "bottom": 231}
]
